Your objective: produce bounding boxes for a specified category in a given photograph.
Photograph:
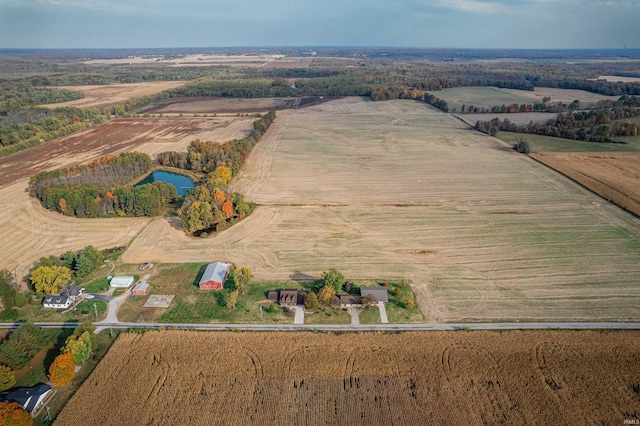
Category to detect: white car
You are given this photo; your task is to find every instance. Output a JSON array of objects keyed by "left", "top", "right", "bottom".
[{"left": 85, "top": 294, "right": 95, "bottom": 299}]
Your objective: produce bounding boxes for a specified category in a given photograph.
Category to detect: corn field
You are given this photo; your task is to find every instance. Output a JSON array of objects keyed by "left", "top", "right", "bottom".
[{"left": 56, "top": 330, "right": 640, "bottom": 425}]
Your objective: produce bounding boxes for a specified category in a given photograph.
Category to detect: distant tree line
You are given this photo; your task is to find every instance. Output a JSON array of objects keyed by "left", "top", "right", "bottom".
[
  {"left": 475, "top": 106, "right": 640, "bottom": 142},
  {"left": 29, "top": 152, "right": 178, "bottom": 218}
]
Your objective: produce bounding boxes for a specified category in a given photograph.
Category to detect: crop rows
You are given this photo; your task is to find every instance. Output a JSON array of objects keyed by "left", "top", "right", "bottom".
[{"left": 56, "top": 330, "right": 640, "bottom": 425}]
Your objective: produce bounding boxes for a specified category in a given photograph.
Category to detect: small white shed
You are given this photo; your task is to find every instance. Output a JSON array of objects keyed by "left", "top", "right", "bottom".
[{"left": 110, "top": 276, "right": 135, "bottom": 288}]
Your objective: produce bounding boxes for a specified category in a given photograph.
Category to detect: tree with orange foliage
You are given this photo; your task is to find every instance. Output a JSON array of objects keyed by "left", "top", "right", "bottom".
[
  {"left": 221, "top": 200, "right": 234, "bottom": 219},
  {"left": 0, "top": 401, "right": 33, "bottom": 426},
  {"left": 213, "top": 189, "right": 226, "bottom": 204},
  {"left": 48, "top": 353, "right": 75, "bottom": 387}
]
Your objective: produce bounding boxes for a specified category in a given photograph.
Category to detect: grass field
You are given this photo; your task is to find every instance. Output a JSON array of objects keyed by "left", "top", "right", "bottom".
[
  {"left": 430, "top": 86, "right": 619, "bottom": 111},
  {"left": 55, "top": 330, "right": 640, "bottom": 425},
  {"left": 121, "top": 98, "right": 640, "bottom": 322},
  {"left": 496, "top": 131, "right": 640, "bottom": 152}
]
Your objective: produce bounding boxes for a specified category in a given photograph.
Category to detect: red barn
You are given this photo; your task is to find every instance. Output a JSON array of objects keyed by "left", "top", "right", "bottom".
[{"left": 199, "top": 262, "right": 231, "bottom": 290}]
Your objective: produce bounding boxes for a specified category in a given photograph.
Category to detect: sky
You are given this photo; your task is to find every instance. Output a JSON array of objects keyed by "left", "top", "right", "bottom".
[{"left": 0, "top": 0, "right": 638, "bottom": 49}]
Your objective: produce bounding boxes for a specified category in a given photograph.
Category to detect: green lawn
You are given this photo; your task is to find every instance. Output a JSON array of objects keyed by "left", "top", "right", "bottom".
[
  {"left": 359, "top": 306, "right": 381, "bottom": 324},
  {"left": 304, "top": 308, "right": 351, "bottom": 325},
  {"left": 385, "top": 282, "right": 424, "bottom": 324},
  {"left": 496, "top": 131, "right": 640, "bottom": 152},
  {"left": 117, "top": 263, "right": 296, "bottom": 323}
]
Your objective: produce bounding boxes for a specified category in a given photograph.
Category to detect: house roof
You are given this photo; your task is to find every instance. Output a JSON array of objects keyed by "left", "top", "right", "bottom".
[
  {"left": 200, "top": 262, "right": 231, "bottom": 285},
  {"left": 110, "top": 276, "right": 134, "bottom": 287},
  {"left": 63, "top": 284, "right": 82, "bottom": 297},
  {"left": 43, "top": 295, "right": 71, "bottom": 306},
  {"left": 340, "top": 294, "right": 361, "bottom": 305},
  {"left": 360, "top": 287, "right": 389, "bottom": 303},
  {"left": 267, "top": 291, "right": 278, "bottom": 302},
  {"left": 0, "top": 383, "right": 52, "bottom": 412},
  {"left": 132, "top": 280, "right": 151, "bottom": 292}
]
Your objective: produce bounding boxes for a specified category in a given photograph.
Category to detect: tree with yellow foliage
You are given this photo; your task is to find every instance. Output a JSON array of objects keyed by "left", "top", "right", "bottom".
[
  {"left": 29, "top": 265, "right": 71, "bottom": 294},
  {"left": 317, "top": 285, "right": 336, "bottom": 307},
  {"left": 48, "top": 353, "right": 75, "bottom": 387},
  {"left": 63, "top": 331, "right": 95, "bottom": 364},
  {"left": 0, "top": 365, "right": 16, "bottom": 391}
]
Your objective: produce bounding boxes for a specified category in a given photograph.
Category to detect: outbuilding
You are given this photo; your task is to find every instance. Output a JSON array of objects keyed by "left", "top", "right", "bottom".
[
  {"left": 132, "top": 280, "right": 151, "bottom": 296},
  {"left": 198, "top": 262, "right": 231, "bottom": 290},
  {"left": 110, "top": 276, "right": 135, "bottom": 288},
  {"left": 360, "top": 286, "right": 389, "bottom": 303}
]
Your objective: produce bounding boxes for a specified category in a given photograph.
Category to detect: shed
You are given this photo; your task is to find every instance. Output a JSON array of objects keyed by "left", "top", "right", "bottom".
[
  {"left": 0, "top": 383, "right": 52, "bottom": 413},
  {"left": 199, "top": 262, "right": 231, "bottom": 290},
  {"left": 43, "top": 295, "right": 72, "bottom": 309},
  {"left": 110, "top": 276, "right": 134, "bottom": 288},
  {"left": 132, "top": 280, "right": 151, "bottom": 296},
  {"left": 360, "top": 287, "right": 389, "bottom": 303}
]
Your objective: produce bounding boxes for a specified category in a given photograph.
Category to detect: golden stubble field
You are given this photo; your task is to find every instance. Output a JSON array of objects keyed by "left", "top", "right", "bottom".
[
  {"left": 0, "top": 116, "right": 253, "bottom": 283},
  {"left": 40, "top": 81, "right": 188, "bottom": 109},
  {"left": 122, "top": 98, "right": 640, "bottom": 322},
  {"left": 56, "top": 330, "right": 640, "bottom": 425}
]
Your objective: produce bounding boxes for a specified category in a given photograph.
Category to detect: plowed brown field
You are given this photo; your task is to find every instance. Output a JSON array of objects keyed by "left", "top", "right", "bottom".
[
  {"left": 531, "top": 152, "right": 640, "bottom": 217},
  {"left": 56, "top": 330, "right": 640, "bottom": 426}
]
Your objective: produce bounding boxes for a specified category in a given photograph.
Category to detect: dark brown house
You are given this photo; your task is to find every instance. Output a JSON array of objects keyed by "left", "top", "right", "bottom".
[{"left": 268, "top": 289, "right": 307, "bottom": 306}]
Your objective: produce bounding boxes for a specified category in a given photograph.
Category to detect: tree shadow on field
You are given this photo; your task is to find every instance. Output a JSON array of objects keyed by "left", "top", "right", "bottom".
[
  {"left": 43, "top": 326, "right": 75, "bottom": 372},
  {"left": 166, "top": 216, "right": 182, "bottom": 231},
  {"left": 289, "top": 271, "right": 321, "bottom": 292}
]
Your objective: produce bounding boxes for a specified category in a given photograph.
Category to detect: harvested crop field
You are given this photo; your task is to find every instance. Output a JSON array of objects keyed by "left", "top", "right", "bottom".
[
  {"left": 0, "top": 117, "right": 252, "bottom": 183},
  {"left": 430, "top": 86, "right": 619, "bottom": 111},
  {"left": 122, "top": 98, "right": 640, "bottom": 322},
  {"left": 143, "top": 96, "right": 331, "bottom": 115},
  {"left": 0, "top": 180, "right": 148, "bottom": 284},
  {"left": 56, "top": 330, "right": 640, "bottom": 425},
  {"left": 500, "top": 87, "right": 620, "bottom": 104},
  {"left": 0, "top": 114, "right": 252, "bottom": 283},
  {"left": 40, "top": 81, "right": 187, "bottom": 108},
  {"left": 531, "top": 152, "right": 640, "bottom": 217}
]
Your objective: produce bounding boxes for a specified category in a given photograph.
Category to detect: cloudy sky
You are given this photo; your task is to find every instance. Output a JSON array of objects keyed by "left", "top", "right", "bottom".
[{"left": 0, "top": 0, "right": 637, "bottom": 49}]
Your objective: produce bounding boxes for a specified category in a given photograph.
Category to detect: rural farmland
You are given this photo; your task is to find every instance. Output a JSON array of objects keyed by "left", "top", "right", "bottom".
[
  {"left": 39, "top": 81, "right": 188, "bottom": 109},
  {"left": 0, "top": 114, "right": 254, "bottom": 282},
  {"left": 55, "top": 330, "right": 640, "bottom": 425},
  {"left": 122, "top": 98, "right": 640, "bottom": 323}
]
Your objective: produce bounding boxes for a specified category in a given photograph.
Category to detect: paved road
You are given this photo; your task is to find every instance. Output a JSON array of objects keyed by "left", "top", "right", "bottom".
[{"left": 1, "top": 322, "right": 640, "bottom": 331}]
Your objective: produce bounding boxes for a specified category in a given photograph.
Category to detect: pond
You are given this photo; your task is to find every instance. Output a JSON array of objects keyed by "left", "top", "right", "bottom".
[{"left": 135, "top": 171, "right": 195, "bottom": 196}]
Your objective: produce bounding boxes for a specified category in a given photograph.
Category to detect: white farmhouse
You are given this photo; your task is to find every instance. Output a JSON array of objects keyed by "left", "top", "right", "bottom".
[{"left": 43, "top": 295, "right": 72, "bottom": 309}]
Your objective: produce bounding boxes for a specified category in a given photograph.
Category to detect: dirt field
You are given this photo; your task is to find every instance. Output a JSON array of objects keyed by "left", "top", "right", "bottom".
[
  {"left": 122, "top": 98, "right": 640, "bottom": 322},
  {"left": 55, "top": 330, "right": 640, "bottom": 425},
  {"left": 531, "top": 152, "right": 640, "bottom": 217},
  {"left": 0, "top": 115, "right": 253, "bottom": 283},
  {"left": 39, "top": 81, "right": 187, "bottom": 109}
]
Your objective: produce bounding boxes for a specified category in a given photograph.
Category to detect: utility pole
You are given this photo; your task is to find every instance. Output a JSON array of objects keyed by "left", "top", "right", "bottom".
[
  {"left": 93, "top": 303, "right": 98, "bottom": 318},
  {"left": 45, "top": 405, "right": 51, "bottom": 421},
  {"left": 260, "top": 305, "right": 263, "bottom": 322}
]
